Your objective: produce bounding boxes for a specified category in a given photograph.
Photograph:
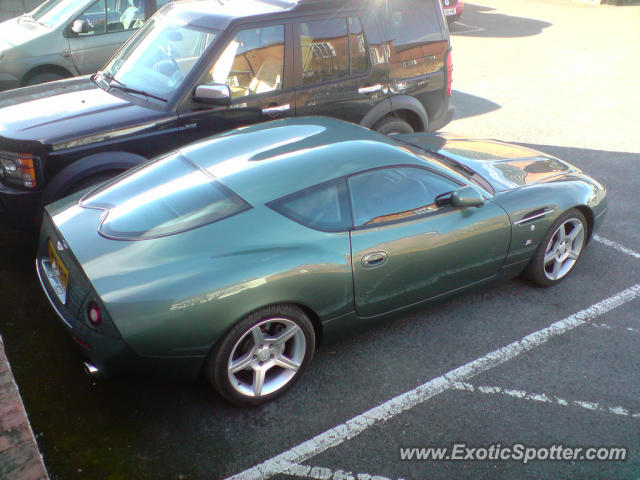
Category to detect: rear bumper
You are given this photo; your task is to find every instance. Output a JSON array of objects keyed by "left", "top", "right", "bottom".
[
  {"left": 0, "top": 183, "right": 41, "bottom": 228},
  {"left": 35, "top": 257, "right": 204, "bottom": 381},
  {"left": 429, "top": 105, "right": 454, "bottom": 131}
]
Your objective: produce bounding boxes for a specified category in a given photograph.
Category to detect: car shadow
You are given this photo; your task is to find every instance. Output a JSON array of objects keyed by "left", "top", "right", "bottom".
[
  {"left": 450, "top": 89, "right": 501, "bottom": 121},
  {"left": 449, "top": 3, "right": 552, "bottom": 38}
]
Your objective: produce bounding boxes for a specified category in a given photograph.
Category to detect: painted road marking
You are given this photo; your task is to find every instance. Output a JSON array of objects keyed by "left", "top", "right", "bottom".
[
  {"left": 449, "top": 22, "right": 485, "bottom": 34},
  {"left": 594, "top": 235, "right": 640, "bottom": 259},
  {"left": 453, "top": 382, "right": 640, "bottom": 418},
  {"left": 591, "top": 322, "right": 640, "bottom": 334},
  {"left": 223, "top": 283, "right": 640, "bottom": 480},
  {"left": 279, "top": 462, "right": 405, "bottom": 480}
]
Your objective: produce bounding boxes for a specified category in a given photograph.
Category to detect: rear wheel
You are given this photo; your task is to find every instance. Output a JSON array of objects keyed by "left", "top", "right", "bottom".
[
  {"left": 373, "top": 116, "right": 414, "bottom": 135},
  {"left": 206, "top": 304, "right": 315, "bottom": 406},
  {"left": 524, "top": 209, "right": 588, "bottom": 286}
]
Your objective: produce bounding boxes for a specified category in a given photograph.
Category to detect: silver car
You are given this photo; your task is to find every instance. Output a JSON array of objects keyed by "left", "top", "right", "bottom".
[{"left": 0, "top": 0, "right": 168, "bottom": 90}]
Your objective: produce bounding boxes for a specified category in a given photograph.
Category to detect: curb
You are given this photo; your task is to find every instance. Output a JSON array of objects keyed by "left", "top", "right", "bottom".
[{"left": 0, "top": 335, "right": 49, "bottom": 480}]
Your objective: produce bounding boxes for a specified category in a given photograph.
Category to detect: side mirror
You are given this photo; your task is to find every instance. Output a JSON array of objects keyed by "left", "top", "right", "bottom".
[
  {"left": 435, "top": 185, "right": 485, "bottom": 208},
  {"left": 71, "top": 19, "right": 89, "bottom": 34},
  {"left": 193, "top": 84, "right": 231, "bottom": 106}
]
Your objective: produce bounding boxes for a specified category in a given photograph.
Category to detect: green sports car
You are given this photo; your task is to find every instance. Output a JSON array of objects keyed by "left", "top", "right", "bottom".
[{"left": 36, "top": 117, "right": 607, "bottom": 406}]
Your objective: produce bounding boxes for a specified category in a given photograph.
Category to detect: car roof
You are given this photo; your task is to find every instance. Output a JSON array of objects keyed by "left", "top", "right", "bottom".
[
  {"left": 160, "top": 0, "right": 369, "bottom": 31},
  {"left": 178, "top": 117, "right": 429, "bottom": 205}
]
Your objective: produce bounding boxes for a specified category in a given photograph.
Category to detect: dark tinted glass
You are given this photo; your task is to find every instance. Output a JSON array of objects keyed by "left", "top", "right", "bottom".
[
  {"left": 387, "top": 0, "right": 443, "bottom": 79},
  {"left": 82, "top": 154, "right": 249, "bottom": 239},
  {"left": 349, "top": 17, "right": 368, "bottom": 75},
  {"left": 300, "top": 18, "right": 349, "bottom": 85},
  {"left": 269, "top": 179, "right": 352, "bottom": 232},
  {"left": 208, "top": 25, "right": 285, "bottom": 98},
  {"left": 348, "top": 167, "right": 457, "bottom": 227}
]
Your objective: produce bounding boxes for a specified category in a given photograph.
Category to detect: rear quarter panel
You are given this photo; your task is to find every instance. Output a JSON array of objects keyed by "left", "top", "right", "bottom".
[{"left": 79, "top": 207, "right": 353, "bottom": 357}]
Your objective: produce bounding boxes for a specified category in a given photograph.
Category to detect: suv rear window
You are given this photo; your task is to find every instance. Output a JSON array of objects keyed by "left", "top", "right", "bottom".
[{"left": 81, "top": 154, "right": 249, "bottom": 239}]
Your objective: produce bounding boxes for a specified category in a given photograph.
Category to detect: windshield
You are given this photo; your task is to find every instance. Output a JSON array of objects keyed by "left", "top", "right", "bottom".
[
  {"left": 398, "top": 140, "right": 495, "bottom": 194},
  {"left": 81, "top": 153, "right": 250, "bottom": 240},
  {"left": 29, "top": 0, "right": 91, "bottom": 28},
  {"left": 101, "top": 15, "right": 218, "bottom": 101}
]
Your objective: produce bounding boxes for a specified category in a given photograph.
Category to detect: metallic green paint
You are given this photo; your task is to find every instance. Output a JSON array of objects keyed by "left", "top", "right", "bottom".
[{"left": 37, "top": 117, "right": 607, "bottom": 379}]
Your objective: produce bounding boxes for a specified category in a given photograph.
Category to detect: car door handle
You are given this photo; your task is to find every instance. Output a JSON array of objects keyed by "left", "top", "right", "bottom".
[
  {"left": 262, "top": 104, "right": 291, "bottom": 114},
  {"left": 361, "top": 251, "right": 388, "bottom": 268},
  {"left": 358, "top": 84, "right": 383, "bottom": 95}
]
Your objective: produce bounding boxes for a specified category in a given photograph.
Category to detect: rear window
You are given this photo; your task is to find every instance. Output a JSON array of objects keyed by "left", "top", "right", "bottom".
[{"left": 80, "top": 154, "right": 249, "bottom": 240}]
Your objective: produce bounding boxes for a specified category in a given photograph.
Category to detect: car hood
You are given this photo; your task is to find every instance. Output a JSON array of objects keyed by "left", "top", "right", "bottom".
[
  {"left": 397, "top": 133, "right": 578, "bottom": 192},
  {"left": 0, "top": 16, "right": 52, "bottom": 48},
  {"left": 0, "top": 76, "right": 166, "bottom": 150}
]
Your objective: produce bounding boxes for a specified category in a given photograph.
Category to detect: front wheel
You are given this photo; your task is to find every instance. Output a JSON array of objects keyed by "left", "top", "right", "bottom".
[
  {"left": 206, "top": 304, "right": 315, "bottom": 406},
  {"left": 524, "top": 209, "right": 588, "bottom": 287}
]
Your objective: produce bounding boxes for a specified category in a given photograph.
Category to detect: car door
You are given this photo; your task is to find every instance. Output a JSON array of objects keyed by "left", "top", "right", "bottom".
[
  {"left": 348, "top": 166, "right": 510, "bottom": 317},
  {"left": 177, "top": 22, "right": 295, "bottom": 144},
  {"left": 294, "top": 15, "right": 388, "bottom": 124},
  {"left": 68, "top": 0, "right": 145, "bottom": 75}
]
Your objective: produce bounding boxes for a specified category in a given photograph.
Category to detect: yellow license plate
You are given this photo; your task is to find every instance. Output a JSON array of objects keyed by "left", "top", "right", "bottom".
[{"left": 48, "top": 240, "right": 69, "bottom": 291}]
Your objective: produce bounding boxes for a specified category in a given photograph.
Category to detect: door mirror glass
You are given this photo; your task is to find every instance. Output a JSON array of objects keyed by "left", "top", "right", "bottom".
[
  {"left": 436, "top": 186, "right": 484, "bottom": 208},
  {"left": 193, "top": 84, "right": 231, "bottom": 105},
  {"left": 72, "top": 19, "right": 89, "bottom": 34}
]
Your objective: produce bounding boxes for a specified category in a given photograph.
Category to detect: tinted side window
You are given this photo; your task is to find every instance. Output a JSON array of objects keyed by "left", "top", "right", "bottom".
[
  {"left": 208, "top": 25, "right": 285, "bottom": 98},
  {"left": 349, "top": 17, "right": 368, "bottom": 75},
  {"left": 348, "top": 167, "right": 457, "bottom": 227},
  {"left": 75, "top": 0, "right": 107, "bottom": 35},
  {"left": 268, "top": 179, "right": 352, "bottom": 232},
  {"left": 386, "top": 0, "right": 443, "bottom": 78},
  {"left": 300, "top": 19, "right": 350, "bottom": 85}
]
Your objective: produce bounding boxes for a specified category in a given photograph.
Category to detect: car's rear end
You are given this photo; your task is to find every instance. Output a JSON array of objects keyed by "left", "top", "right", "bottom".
[
  {"left": 36, "top": 205, "right": 131, "bottom": 377},
  {"left": 442, "top": 0, "right": 463, "bottom": 23}
]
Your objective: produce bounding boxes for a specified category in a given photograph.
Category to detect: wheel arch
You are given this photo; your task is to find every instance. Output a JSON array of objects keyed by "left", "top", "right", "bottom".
[
  {"left": 573, "top": 204, "right": 595, "bottom": 244},
  {"left": 22, "top": 64, "right": 75, "bottom": 86},
  {"left": 360, "top": 96, "right": 429, "bottom": 132},
  {"left": 40, "top": 151, "right": 148, "bottom": 209}
]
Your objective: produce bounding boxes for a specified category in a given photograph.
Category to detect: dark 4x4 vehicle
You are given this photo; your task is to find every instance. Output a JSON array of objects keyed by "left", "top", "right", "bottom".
[{"left": 0, "top": 0, "right": 453, "bottom": 228}]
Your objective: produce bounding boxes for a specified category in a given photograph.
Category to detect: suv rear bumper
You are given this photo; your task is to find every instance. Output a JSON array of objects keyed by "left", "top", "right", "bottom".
[
  {"left": 429, "top": 105, "right": 454, "bottom": 131},
  {"left": 0, "top": 183, "right": 40, "bottom": 228}
]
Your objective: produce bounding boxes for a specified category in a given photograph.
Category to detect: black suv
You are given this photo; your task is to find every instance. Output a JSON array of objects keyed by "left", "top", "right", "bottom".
[{"left": 0, "top": 0, "right": 453, "bottom": 228}]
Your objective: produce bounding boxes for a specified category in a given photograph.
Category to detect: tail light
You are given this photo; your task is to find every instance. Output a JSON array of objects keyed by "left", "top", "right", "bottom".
[
  {"left": 87, "top": 301, "right": 102, "bottom": 327},
  {"left": 446, "top": 49, "right": 453, "bottom": 97}
]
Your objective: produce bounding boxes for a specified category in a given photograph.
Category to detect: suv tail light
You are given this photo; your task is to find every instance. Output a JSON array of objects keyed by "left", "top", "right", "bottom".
[{"left": 446, "top": 50, "right": 453, "bottom": 97}]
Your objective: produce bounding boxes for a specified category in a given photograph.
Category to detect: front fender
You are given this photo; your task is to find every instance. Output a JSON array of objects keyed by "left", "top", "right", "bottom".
[
  {"left": 494, "top": 177, "right": 603, "bottom": 266},
  {"left": 41, "top": 151, "right": 148, "bottom": 207}
]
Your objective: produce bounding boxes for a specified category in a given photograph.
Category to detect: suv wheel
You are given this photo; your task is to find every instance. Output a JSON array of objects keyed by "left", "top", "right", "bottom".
[{"left": 374, "top": 116, "right": 414, "bottom": 135}]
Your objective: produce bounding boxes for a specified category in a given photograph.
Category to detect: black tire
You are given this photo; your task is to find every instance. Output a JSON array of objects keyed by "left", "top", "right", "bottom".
[
  {"left": 373, "top": 116, "right": 415, "bottom": 136},
  {"left": 524, "top": 208, "right": 588, "bottom": 287},
  {"left": 206, "top": 304, "right": 315, "bottom": 406},
  {"left": 25, "top": 71, "right": 68, "bottom": 86}
]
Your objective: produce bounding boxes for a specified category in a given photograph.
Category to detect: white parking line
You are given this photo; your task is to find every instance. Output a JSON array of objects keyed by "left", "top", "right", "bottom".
[
  {"left": 223, "top": 283, "right": 640, "bottom": 480},
  {"left": 449, "top": 22, "right": 485, "bottom": 34},
  {"left": 594, "top": 235, "right": 640, "bottom": 259},
  {"left": 591, "top": 322, "right": 640, "bottom": 334},
  {"left": 453, "top": 382, "right": 640, "bottom": 418},
  {"left": 279, "top": 462, "right": 405, "bottom": 480}
]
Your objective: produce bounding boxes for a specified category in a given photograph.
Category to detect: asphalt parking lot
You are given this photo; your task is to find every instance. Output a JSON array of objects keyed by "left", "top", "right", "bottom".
[{"left": 1, "top": 1, "right": 639, "bottom": 479}]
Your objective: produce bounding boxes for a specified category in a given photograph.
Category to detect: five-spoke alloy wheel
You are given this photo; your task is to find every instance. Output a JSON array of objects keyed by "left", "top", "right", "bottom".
[
  {"left": 207, "top": 304, "right": 315, "bottom": 406},
  {"left": 525, "top": 209, "right": 588, "bottom": 286}
]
